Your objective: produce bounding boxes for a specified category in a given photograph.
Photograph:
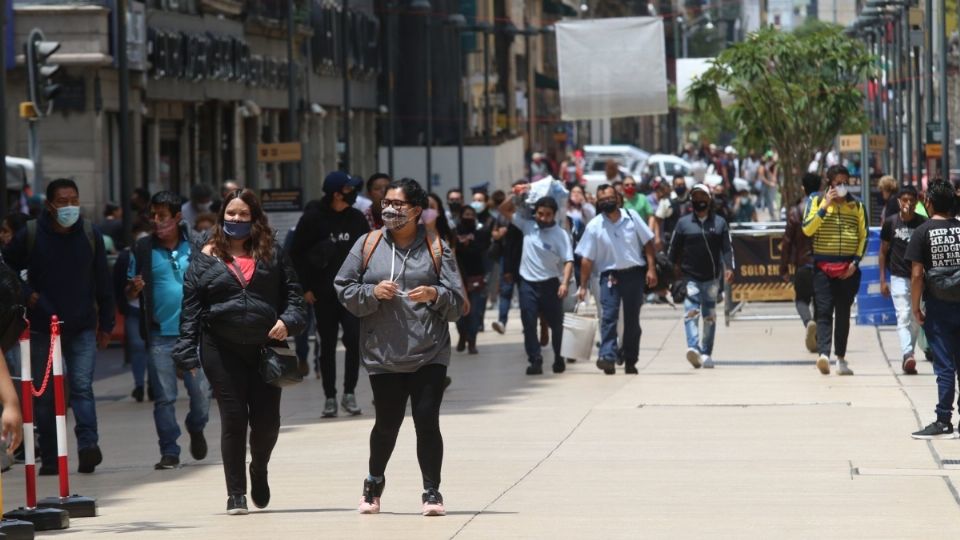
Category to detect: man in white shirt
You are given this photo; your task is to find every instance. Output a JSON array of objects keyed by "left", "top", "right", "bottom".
[
  {"left": 500, "top": 192, "right": 574, "bottom": 375},
  {"left": 576, "top": 184, "right": 658, "bottom": 375}
]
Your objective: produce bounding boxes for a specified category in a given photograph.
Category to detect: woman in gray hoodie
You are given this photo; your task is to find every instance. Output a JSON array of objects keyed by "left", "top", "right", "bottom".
[{"left": 335, "top": 177, "right": 464, "bottom": 517}]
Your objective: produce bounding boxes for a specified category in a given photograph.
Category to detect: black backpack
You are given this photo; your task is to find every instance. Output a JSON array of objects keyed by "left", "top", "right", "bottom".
[{"left": 926, "top": 266, "right": 960, "bottom": 303}]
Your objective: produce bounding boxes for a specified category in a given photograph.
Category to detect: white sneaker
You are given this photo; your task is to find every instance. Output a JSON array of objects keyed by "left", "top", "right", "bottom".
[
  {"left": 702, "top": 355, "right": 714, "bottom": 369},
  {"left": 492, "top": 321, "right": 506, "bottom": 335},
  {"left": 836, "top": 358, "right": 854, "bottom": 376},
  {"left": 816, "top": 355, "right": 830, "bottom": 375},
  {"left": 686, "top": 348, "right": 702, "bottom": 369},
  {"left": 805, "top": 321, "right": 817, "bottom": 353}
]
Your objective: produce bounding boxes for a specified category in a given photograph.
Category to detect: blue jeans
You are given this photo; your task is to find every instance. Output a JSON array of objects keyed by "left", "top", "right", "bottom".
[
  {"left": 683, "top": 279, "right": 720, "bottom": 356},
  {"left": 148, "top": 335, "right": 211, "bottom": 457},
  {"left": 125, "top": 310, "right": 149, "bottom": 388},
  {"left": 456, "top": 289, "right": 487, "bottom": 342},
  {"left": 31, "top": 330, "right": 98, "bottom": 463},
  {"left": 498, "top": 275, "right": 516, "bottom": 325},
  {"left": 924, "top": 298, "right": 960, "bottom": 423},
  {"left": 519, "top": 278, "right": 564, "bottom": 363},
  {"left": 598, "top": 268, "right": 645, "bottom": 365}
]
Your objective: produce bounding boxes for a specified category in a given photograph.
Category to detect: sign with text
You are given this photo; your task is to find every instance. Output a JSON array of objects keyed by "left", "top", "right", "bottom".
[
  {"left": 257, "top": 142, "right": 302, "bottom": 163},
  {"left": 731, "top": 230, "right": 794, "bottom": 302},
  {"left": 839, "top": 134, "right": 887, "bottom": 153},
  {"left": 260, "top": 189, "right": 303, "bottom": 212}
]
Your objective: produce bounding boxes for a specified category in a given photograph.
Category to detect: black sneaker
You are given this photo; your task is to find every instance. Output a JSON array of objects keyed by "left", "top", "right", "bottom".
[
  {"left": 421, "top": 488, "right": 446, "bottom": 516},
  {"left": 624, "top": 364, "right": 638, "bottom": 375},
  {"left": 227, "top": 494, "right": 249, "bottom": 515},
  {"left": 526, "top": 364, "right": 543, "bottom": 375},
  {"left": 189, "top": 430, "right": 208, "bottom": 461},
  {"left": 250, "top": 464, "right": 270, "bottom": 509},
  {"left": 911, "top": 421, "right": 958, "bottom": 440},
  {"left": 596, "top": 358, "right": 616, "bottom": 375},
  {"left": 154, "top": 455, "right": 180, "bottom": 470},
  {"left": 131, "top": 386, "right": 144, "bottom": 403},
  {"left": 552, "top": 358, "right": 566, "bottom": 373},
  {"left": 77, "top": 445, "right": 102, "bottom": 474}
]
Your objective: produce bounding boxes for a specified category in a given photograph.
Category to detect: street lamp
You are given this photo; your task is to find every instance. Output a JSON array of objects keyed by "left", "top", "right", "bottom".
[
  {"left": 411, "top": 0, "right": 432, "bottom": 185},
  {"left": 447, "top": 13, "right": 467, "bottom": 193}
]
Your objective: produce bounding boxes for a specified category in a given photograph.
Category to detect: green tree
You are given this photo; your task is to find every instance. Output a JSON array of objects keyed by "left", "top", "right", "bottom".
[{"left": 688, "top": 23, "right": 872, "bottom": 208}]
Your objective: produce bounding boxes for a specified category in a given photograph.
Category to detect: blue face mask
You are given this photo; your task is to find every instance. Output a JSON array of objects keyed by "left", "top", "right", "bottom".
[
  {"left": 223, "top": 220, "right": 252, "bottom": 239},
  {"left": 55, "top": 206, "right": 80, "bottom": 228}
]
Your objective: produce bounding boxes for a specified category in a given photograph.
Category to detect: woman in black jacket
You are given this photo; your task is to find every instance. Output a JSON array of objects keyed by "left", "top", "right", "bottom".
[
  {"left": 173, "top": 189, "right": 306, "bottom": 515},
  {"left": 453, "top": 205, "right": 490, "bottom": 354}
]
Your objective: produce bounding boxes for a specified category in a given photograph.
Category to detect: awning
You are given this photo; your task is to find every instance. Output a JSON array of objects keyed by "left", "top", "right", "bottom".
[{"left": 535, "top": 72, "right": 559, "bottom": 90}]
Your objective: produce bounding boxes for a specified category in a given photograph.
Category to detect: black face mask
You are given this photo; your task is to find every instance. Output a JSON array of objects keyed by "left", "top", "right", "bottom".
[
  {"left": 536, "top": 219, "right": 556, "bottom": 229},
  {"left": 692, "top": 200, "right": 710, "bottom": 212},
  {"left": 597, "top": 200, "right": 618, "bottom": 214},
  {"left": 342, "top": 190, "right": 359, "bottom": 205},
  {"left": 448, "top": 201, "right": 462, "bottom": 213},
  {"left": 675, "top": 186, "right": 688, "bottom": 197}
]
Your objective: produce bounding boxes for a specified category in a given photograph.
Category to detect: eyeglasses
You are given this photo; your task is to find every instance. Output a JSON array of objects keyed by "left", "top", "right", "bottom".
[{"left": 381, "top": 199, "right": 413, "bottom": 210}]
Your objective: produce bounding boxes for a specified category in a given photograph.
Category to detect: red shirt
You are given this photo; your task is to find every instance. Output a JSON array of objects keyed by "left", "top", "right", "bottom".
[{"left": 228, "top": 255, "right": 256, "bottom": 285}]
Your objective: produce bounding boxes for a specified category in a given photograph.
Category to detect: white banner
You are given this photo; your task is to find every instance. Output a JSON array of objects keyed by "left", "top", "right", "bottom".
[{"left": 556, "top": 17, "right": 668, "bottom": 121}]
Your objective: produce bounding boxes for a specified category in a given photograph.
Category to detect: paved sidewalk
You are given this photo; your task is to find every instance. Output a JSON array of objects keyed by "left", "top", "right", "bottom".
[{"left": 2, "top": 303, "right": 958, "bottom": 539}]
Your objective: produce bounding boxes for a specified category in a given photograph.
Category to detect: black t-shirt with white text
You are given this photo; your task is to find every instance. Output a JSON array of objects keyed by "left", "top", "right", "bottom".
[
  {"left": 881, "top": 214, "right": 926, "bottom": 277},
  {"left": 904, "top": 218, "right": 960, "bottom": 272}
]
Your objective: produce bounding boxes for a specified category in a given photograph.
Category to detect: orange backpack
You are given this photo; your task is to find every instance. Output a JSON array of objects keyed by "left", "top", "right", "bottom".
[{"left": 360, "top": 230, "right": 443, "bottom": 276}]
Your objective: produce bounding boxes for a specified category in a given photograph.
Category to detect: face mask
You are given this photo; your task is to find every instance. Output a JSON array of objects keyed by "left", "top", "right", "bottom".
[
  {"left": 155, "top": 218, "right": 179, "bottom": 239},
  {"left": 692, "top": 200, "right": 710, "bottom": 212},
  {"left": 223, "top": 220, "right": 252, "bottom": 239},
  {"left": 675, "top": 186, "right": 688, "bottom": 197},
  {"left": 470, "top": 201, "right": 486, "bottom": 213},
  {"left": 624, "top": 186, "right": 637, "bottom": 197},
  {"left": 448, "top": 201, "right": 462, "bottom": 213},
  {"left": 420, "top": 208, "right": 438, "bottom": 225},
  {"left": 834, "top": 184, "right": 848, "bottom": 198},
  {"left": 56, "top": 206, "right": 81, "bottom": 228},
  {"left": 343, "top": 190, "right": 359, "bottom": 205},
  {"left": 597, "top": 200, "right": 618, "bottom": 214},
  {"left": 382, "top": 207, "right": 412, "bottom": 230},
  {"left": 536, "top": 219, "right": 556, "bottom": 229}
]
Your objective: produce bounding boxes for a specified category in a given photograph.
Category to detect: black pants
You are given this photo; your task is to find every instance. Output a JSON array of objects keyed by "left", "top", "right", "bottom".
[
  {"left": 812, "top": 266, "right": 861, "bottom": 358},
  {"left": 793, "top": 265, "right": 815, "bottom": 327},
  {"left": 519, "top": 278, "right": 563, "bottom": 363},
  {"left": 315, "top": 300, "right": 360, "bottom": 398},
  {"left": 368, "top": 364, "right": 447, "bottom": 490},
  {"left": 201, "top": 333, "right": 282, "bottom": 496}
]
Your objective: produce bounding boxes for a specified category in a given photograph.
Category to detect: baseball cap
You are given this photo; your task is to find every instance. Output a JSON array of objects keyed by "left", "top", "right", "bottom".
[
  {"left": 323, "top": 171, "right": 363, "bottom": 194},
  {"left": 691, "top": 184, "right": 713, "bottom": 199}
]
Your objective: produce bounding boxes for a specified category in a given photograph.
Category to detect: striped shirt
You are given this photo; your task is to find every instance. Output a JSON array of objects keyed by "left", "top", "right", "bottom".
[{"left": 801, "top": 192, "right": 867, "bottom": 263}]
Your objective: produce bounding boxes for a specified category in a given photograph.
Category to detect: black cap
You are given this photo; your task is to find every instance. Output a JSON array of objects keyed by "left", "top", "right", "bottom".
[{"left": 323, "top": 171, "right": 363, "bottom": 194}]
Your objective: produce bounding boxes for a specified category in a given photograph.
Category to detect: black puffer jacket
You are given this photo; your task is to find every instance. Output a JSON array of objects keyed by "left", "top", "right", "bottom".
[{"left": 172, "top": 248, "right": 307, "bottom": 371}]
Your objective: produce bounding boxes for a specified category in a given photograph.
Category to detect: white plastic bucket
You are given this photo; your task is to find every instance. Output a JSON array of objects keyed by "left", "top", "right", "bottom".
[{"left": 561, "top": 303, "right": 598, "bottom": 362}]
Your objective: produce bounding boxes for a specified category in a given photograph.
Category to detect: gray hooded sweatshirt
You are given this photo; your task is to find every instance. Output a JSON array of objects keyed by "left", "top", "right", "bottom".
[{"left": 335, "top": 226, "right": 464, "bottom": 374}]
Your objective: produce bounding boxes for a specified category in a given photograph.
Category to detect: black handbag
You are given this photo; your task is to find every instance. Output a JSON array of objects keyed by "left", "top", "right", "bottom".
[{"left": 260, "top": 340, "right": 302, "bottom": 387}]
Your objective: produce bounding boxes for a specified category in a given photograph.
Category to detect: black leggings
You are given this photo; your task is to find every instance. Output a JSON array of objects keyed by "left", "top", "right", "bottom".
[
  {"left": 813, "top": 267, "right": 861, "bottom": 358},
  {"left": 368, "top": 364, "right": 447, "bottom": 490},
  {"left": 201, "top": 333, "right": 282, "bottom": 496}
]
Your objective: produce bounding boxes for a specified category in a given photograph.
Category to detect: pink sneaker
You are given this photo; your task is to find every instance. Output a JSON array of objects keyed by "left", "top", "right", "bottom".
[
  {"left": 358, "top": 477, "right": 384, "bottom": 514},
  {"left": 421, "top": 489, "right": 446, "bottom": 517}
]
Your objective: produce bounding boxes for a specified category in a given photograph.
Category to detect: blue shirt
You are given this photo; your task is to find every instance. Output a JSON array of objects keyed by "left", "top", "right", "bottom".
[
  {"left": 130, "top": 240, "right": 191, "bottom": 336},
  {"left": 575, "top": 209, "right": 654, "bottom": 272},
  {"left": 513, "top": 213, "right": 574, "bottom": 282}
]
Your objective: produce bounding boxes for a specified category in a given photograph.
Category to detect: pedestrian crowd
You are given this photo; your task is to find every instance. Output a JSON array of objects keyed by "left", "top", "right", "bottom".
[{"left": 0, "top": 150, "right": 955, "bottom": 519}]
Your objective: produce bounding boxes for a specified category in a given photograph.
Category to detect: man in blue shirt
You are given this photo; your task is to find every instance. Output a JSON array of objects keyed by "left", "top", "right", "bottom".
[
  {"left": 500, "top": 193, "right": 574, "bottom": 375},
  {"left": 126, "top": 191, "right": 210, "bottom": 470},
  {"left": 576, "top": 184, "right": 658, "bottom": 375},
  {"left": 2, "top": 178, "right": 115, "bottom": 474}
]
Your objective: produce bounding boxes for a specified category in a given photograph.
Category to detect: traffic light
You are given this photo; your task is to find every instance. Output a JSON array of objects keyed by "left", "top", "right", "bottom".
[{"left": 24, "top": 28, "right": 61, "bottom": 117}]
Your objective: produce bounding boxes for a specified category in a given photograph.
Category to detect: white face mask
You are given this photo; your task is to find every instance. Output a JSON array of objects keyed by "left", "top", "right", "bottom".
[{"left": 834, "top": 184, "right": 848, "bottom": 198}]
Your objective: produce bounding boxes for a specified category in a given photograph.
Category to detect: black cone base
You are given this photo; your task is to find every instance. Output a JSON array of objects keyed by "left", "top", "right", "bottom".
[
  {"left": 37, "top": 495, "right": 97, "bottom": 518},
  {"left": 0, "top": 518, "right": 34, "bottom": 540},
  {"left": 4, "top": 507, "right": 68, "bottom": 531}
]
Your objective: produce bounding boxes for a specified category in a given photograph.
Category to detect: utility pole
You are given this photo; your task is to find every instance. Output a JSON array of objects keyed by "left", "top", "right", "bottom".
[
  {"left": 286, "top": 0, "right": 298, "bottom": 188},
  {"left": 341, "top": 0, "right": 351, "bottom": 172},
  {"left": 937, "top": 0, "right": 949, "bottom": 175}
]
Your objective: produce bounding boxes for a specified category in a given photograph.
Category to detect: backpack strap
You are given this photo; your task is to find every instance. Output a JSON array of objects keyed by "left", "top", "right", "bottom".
[
  {"left": 82, "top": 219, "right": 96, "bottom": 255},
  {"left": 426, "top": 231, "right": 442, "bottom": 276},
  {"left": 360, "top": 230, "right": 383, "bottom": 274}
]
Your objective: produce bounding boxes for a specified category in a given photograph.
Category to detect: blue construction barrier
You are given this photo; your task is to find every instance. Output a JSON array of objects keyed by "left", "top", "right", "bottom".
[{"left": 856, "top": 227, "right": 896, "bottom": 326}]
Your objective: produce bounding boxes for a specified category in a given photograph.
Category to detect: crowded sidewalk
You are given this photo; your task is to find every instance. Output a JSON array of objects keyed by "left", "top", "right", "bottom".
[{"left": 0, "top": 302, "right": 955, "bottom": 539}]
